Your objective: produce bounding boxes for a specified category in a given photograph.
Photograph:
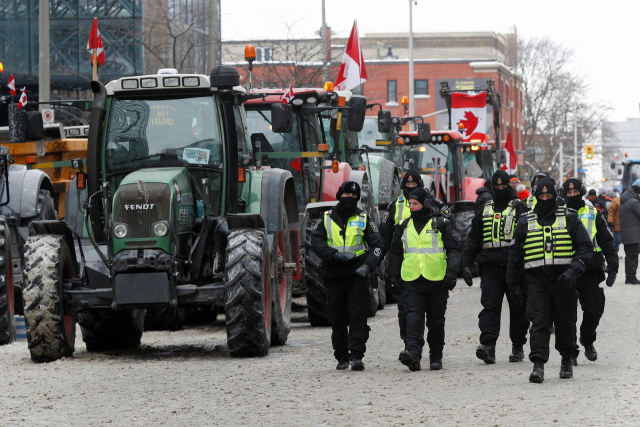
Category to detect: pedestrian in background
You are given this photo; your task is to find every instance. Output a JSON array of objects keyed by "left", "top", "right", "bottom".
[
  {"left": 310, "top": 181, "right": 383, "bottom": 371},
  {"left": 475, "top": 178, "right": 493, "bottom": 210},
  {"left": 388, "top": 188, "right": 461, "bottom": 372},
  {"left": 510, "top": 174, "right": 519, "bottom": 191},
  {"left": 608, "top": 190, "right": 621, "bottom": 252},
  {"left": 619, "top": 181, "right": 640, "bottom": 284}
]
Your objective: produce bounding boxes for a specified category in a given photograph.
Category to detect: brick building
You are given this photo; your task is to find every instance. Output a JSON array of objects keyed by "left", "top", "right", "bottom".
[{"left": 223, "top": 28, "right": 524, "bottom": 153}]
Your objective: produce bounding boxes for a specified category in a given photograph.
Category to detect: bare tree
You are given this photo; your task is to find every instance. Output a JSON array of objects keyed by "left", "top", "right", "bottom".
[{"left": 518, "top": 37, "right": 613, "bottom": 179}]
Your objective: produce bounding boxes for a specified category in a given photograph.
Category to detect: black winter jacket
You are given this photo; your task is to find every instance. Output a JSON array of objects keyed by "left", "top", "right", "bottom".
[
  {"left": 475, "top": 186, "right": 493, "bottom": 211},
  {"left": 388, "top": 211, "right": 462, "bottom": 293},
  {"left": 463, "top": 197, "right": 528, "bottom": 269},
  {"left": 310, "top": 208, "right": 383, "bottom": 278},
  {"left": 619, "top": 189, "right": 640, "bottom": 245},
  {"left": 506, "top": 203, "right": 594, "bottom": 285}
]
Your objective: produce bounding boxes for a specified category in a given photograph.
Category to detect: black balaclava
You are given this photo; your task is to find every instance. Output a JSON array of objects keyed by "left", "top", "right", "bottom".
[
  {"left": 408, "top": 188, "right": 433, "bottom": 219},
  {"left": 335, "top": 180, "right": 360, "bottom": 218},
  {"left": 533, "top": 178, "right": 558, "bottom": 216},
  {"left": 492, "top": 170, "right": 513, "bottom": 203},
  {"left": 401, "top": 170, "right": 424, "bottom": 199},
  {"left": 562, "top": 178, "right": 585, "bottom": 210}
]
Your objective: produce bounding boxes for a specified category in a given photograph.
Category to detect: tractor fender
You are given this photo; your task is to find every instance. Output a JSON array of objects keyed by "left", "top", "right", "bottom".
[
  {"left": 7, "top": 166, "right": 53, "bottom": 219},
  {"left": 347, "top": 170, "right": 368, "bottom": 192},
  {"left": 304, "top": 201, "right": 338, "bottom": 220},
  {"left": 461, "top": 177, "right": 485, "bottom": 202},
  {"left": 260, "top": 168, "right": 298, "bottom": 232},
  {"left": 421, "top": 174, "right": 435, "bottom": 194},
  {"left": 27, "top": 220, "right": 79, "bottom": 268},
  {"left": 367, "top": 157, "right": 399, "bottom": 207},
  {"left": 322, "top": 161, "right": 352, "bottom": 201}
]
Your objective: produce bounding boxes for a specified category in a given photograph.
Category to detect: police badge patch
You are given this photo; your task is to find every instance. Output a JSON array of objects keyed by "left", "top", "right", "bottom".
[
  {"left": 371, "top": 223, "right": 378, "bottom": 232},
  {"left": 374, "top": 248, "right": 381, "bottom": 257},
  {"left": 314, "top": 218, "right": 322, "bottom": 230},
  {"left": 382, "top": 212, "right": 389, "bottom": 223}
]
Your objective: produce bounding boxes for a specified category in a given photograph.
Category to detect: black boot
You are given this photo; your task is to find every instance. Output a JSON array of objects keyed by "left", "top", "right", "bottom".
[
  {"left": 350, "top": 359, "right": 365, "bottom": 371},
  {"left": 571, "top": 357, "right": 578, "bottom": 366},
  {"left": 430, "top": 359, "right": 443, "bottom": 370},
  {"left": 583, "top": 343, "right": 598, "bottom": 361},
  {"left": 560, "top": 357, "right": 573, "bottom": 379},
  {"left": 336, "top": 361, "right": 350, "bottom": 370},
  {"left": 529, "top": 362, "right": 545, "bottom": 383},
  {"left": 476, "top": 344, "right": 496, "bottom": 364},
  {"left": 399, "top": 350, "right": 421, "bottom": 371},
  {"left": 509, "top": 345, "right": 525, "bottom": 362},
  {"left": 625, "top": 277, "right": 640, "bottom": 284}
]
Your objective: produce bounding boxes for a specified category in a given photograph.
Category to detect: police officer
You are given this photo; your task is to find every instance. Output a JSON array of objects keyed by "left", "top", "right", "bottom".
[
  {"left": 506, "top": 178, "right": 594, "bottom": 383},
  {"left": 379, "top": 170, "right": 451, "bottom": 345},
  {"left": 310, "top": 181, "right": 383, "bottom": 371},
  {"left": 462, "top": 170, "right": 529, "bottom": 364},
  {"left": 562, "top": 177, "right": 618, "bottom": 363},
  {"left": 388, "top": 188, "right": 462, "bottom": 372},
  {"left": 523, "top": 172, "right": 551, "bottom": 210}
]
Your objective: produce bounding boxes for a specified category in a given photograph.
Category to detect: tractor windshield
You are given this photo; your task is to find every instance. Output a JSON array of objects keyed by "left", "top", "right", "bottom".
[
  {"left": 357, "top": 118, "right": 402, "bottom": 166},
  {"left": 105, "top": 96, "right": 223, "bottom": 173},
  {"left": 403, "top": 143, "right": 451, "bottom": 174}
]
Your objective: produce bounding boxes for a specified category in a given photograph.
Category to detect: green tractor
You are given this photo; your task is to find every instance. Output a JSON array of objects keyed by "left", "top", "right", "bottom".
[{"left": 21, "top": 66, "right": 301, "bottom": 362}]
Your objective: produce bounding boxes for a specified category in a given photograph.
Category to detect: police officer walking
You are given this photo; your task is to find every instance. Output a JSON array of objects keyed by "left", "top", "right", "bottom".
[
  {"left": 388, "top": 188, "right": 461, "bottom": 371},
  {"left": 379, "top": 170, "right": 451, "bottom": 346},
  {"left": 562, "top": 178, "right": 618, "bottom": 363},
  {"left": 462, "top": 170, "right": 529, "bottom": 364},
  {"left": 310, "top": 181, "right": 383, "bottom": 371},
  {"left": 507, "top": 178, "right": 593, "bottom": 383}
]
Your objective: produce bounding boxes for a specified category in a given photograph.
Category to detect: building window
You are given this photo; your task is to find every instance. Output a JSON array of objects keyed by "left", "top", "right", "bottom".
[
  {"left": 415, "top": 79, "right": 428, "bottom": 95},
  {"left": 387, "top": 80, "right": 397, "bottom": 103},
  {"left": 256, "top": 47, "right": 272, "bottom": 62}
]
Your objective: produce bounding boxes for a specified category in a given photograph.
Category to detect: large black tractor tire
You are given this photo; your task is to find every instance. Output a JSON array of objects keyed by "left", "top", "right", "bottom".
[
  {"left": 23, "top": 235, "right": 77, "bottom": 362},
  {"left": 270, "top": 213, "right": 293, "bottom": 346},
  {"left": 78, "top": 309, "right": 145, "bottom": 352},
  {"left": 452, "top": 210, "right": 475, "bottom": 277},
  {"left": 304, "top": 215, "right": 330, "bottom": 327},
  {"left": 225, "top": 229, "right": 272, "bottom": 357},
  {"left": 21, "top": 189, "right": 57, "bottom": 227},
  {"left": 143, "top": 307, "right": 185, "bottom": 331},
  {"left": 0, "top": 225, "right": 15, "bottom": 345}
]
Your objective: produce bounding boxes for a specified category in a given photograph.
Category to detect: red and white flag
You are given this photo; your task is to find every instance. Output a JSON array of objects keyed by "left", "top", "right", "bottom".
[
  {"left": 7, "top": 75, "right": 16, "bottom": 96},
  {"left": 450, "top": 92, "right": 487, "bottom": 143},
  {"left": 282, "top": 84, "right": 294, "bottom": 105},
  {"left": 17, "top": 87, "right": 27, "bottom": 109},
  {"left": 334, "top": 21, "right": 367, "bottom": 92},
  {"left": 500, "top": 131, "right": 518, "bottom": 174},
  {"left": 86, "top": 18, "right": 106, "bottom": 66}
]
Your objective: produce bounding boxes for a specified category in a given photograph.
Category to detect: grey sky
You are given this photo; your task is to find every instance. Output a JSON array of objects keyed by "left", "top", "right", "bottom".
[{"left": 222, "top": 0, "right": 640, "bottom": 123}]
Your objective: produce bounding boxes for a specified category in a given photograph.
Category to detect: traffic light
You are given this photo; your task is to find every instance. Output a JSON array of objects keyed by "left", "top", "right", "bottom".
[{"left": 586, "top": 145, "right": 594, "bottom": 160}]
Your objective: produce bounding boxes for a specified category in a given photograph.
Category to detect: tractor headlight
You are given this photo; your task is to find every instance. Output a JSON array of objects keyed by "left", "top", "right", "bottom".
[
  {"left": 153, "top": 221, "right": 169, "bottom": 237},
  {"left": 114, "top": 223, "right": 128, "bottom": 238}
]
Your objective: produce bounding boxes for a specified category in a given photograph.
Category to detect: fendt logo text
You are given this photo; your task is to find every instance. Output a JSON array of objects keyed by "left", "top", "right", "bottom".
[{"left": 124, "top": 204, "right": 155, "bottom": 211}]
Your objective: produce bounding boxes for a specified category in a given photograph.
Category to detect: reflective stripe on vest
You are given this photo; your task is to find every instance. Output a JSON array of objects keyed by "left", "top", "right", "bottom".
[
  {"left": 578, "top": 205, "right": 601, "bottom": 253},
  {"left": 523, "top": 207, "right": 575, "bottom": 269},
  {"left": 481, "top": 200, "right": 519, "bottom": 249},
  {"left": 394, "top": 196, "right": 411, "bottom": 224},
  {"left": 325, "top": 211, "right": 368, "bottom": 255},
  {"left": 525, "top": 195, "right": 537, "bottom": 210},
  {"left": 400, "top": 218, "right": 447, "bottom": 281}
]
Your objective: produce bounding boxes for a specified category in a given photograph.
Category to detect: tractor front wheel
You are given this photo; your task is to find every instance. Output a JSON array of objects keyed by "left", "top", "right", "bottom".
[
  {"left": 23, "top": 235, "right": 77, "bottom": 362},
  {"left": 225, "top": 229, "right": 272, "bottom": 357},
  {"left": 79, "top": 309, "right": 145, "bottom": 352}
]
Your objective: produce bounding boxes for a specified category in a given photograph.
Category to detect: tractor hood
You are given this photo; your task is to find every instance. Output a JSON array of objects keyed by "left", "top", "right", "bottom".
[{"left": 461, "top": 176, "right": 486, "bottom": 202}]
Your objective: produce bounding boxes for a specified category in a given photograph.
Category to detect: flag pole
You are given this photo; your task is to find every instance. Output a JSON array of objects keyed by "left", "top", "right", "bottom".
[
  {"left": 356, "top": 20, "right": 361, "bottom": 95},
  {"left": 92, "top": 48, "right": 98, "bottom": 81}
]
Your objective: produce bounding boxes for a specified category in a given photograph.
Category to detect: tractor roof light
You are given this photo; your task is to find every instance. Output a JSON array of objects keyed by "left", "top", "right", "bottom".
[
  {"left": 307, "top": 96, "right": 317, "bottom": 104},
  {"left": 244, "top": 45, "right": 257, "bottom": 62},
  {"left": 471, "top": 145, "right": 480, "bottom": 151},
  {"left": 401, "top": 96, "right": 409, "bottom": 105},
  {"left": 331, "top": 160, "right": 340, "bottom": 173},
  {"left": 324, "top": 82, "right": 334, "bottom": 92},
  {"left": 292, "top": 98, "right": 304, "bottom": 106},
  {"left": 121, "top": 79, "right": 139, "bottom": 89},
  {"left": 458, "top": 123, "right": 465, "bottom": 131},
  {"left": 163, "top": 77, "right": 180, "bottom": 87},
  {"left": 443, "top": 135, "right": 450, "bottom": 142},
  {"left": 141, "top": 78, "right": 157, "bottom": 88},
  {"left": 0, "top": 62, "right": 4, "bottom": 74}
]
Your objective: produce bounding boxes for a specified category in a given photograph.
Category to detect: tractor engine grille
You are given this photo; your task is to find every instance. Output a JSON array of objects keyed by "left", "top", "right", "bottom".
[{"left": 113, "top": 182, "right": 171, "bottom": 238}]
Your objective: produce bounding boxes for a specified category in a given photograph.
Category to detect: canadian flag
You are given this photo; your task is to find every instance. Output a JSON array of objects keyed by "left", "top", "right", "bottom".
[
  {"left": 7, "top": 75, "right": 16, "bottom": 96},
  {"left": 334, "top": 21, "right": 367, "bottom": 92},
  {"left": 86, "top": 18, "right": 106, "bottom": 66},
  {"left": 500, "top": 131, "right": 518, "bottom": 174},
  {"left": 282, "top": 84, "right": 294, "bottom": 105},
  {"left": 17, "top": 87, "right": 27, "bottom": 109},
  {"left": 450, "top": 92, "right": 487, "bottom": 143}
]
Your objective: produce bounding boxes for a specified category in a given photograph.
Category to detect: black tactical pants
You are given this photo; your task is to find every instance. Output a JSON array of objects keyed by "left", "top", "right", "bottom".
[
  {"left": 393, "top": 288, "right": 408, "bottom": 343},
  {"left": 326, "top": 275, "right": 370, "bottom": 362},
  {"left": 574, "top": 271, "right": 605, "bottom": 354},
  {"left": 479, "top": 266, "right": 529, "bottom": 347},
  {"left": 624, "top": 243, "right": 639, "bottom": 280},
  {"left": 525, "top": 272, "right": 577, "bottom": 363},
  {"left": 402, "top": 289, "right": 448, "bottom": 360}
]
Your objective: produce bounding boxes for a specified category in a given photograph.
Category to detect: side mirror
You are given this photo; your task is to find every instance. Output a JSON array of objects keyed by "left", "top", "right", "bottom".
[
  {"left": 347, "top": 95, "right": 367, "bottom": 132},
  {"left": 417, "top": 123, "right": 431, "bottom": 142},
  {"left": 271, "top": 103, "right": 293, "bottom": 133},
  {"left": 611, "top": 162, "right": 616, "bottom": 169},
  {"left": 525, "top": 147, "right": 536, "bottom": 163},
  {"left": 26, "top": 111, "right": 44, "bottom": 141},
  {"left": 377, "top": 110, "right": 392, "bottom": 133},
  {"left": 618, "top": 168, "right": 622, "bottom": 175},
  {"left": 479, "top": 149, "right": 493, "bottom": 167},
  {"left": 495, "top": 149, "right": 507, "bottom": 164}
]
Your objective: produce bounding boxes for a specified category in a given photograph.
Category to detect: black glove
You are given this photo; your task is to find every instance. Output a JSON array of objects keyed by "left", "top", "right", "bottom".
[
  {"left": 508, "top": 282, "right": 524, "bottom": 306},
  {"left": 462, "top": 266, "right": 473, "bottom": 287},
  {"left": 605, "top": 266, "right": 616, "bottom": 287},
  {"left": 557, "top": 266, "right": 580, "bottom": 290},
  {"left": 371, "top": 268, "right": 383, "bottom": 289},
  {"left": 608, "top": 222, "right": 615, "bottom": 229},
  {"left": 355, "top": 264, "right": 372, "bottom": 278},
  {"left": 443, "top": 272, "right": 457, "bottom": 291},
  {"left": 332, "top": 252, "right": 356, "bottom": 263}
]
